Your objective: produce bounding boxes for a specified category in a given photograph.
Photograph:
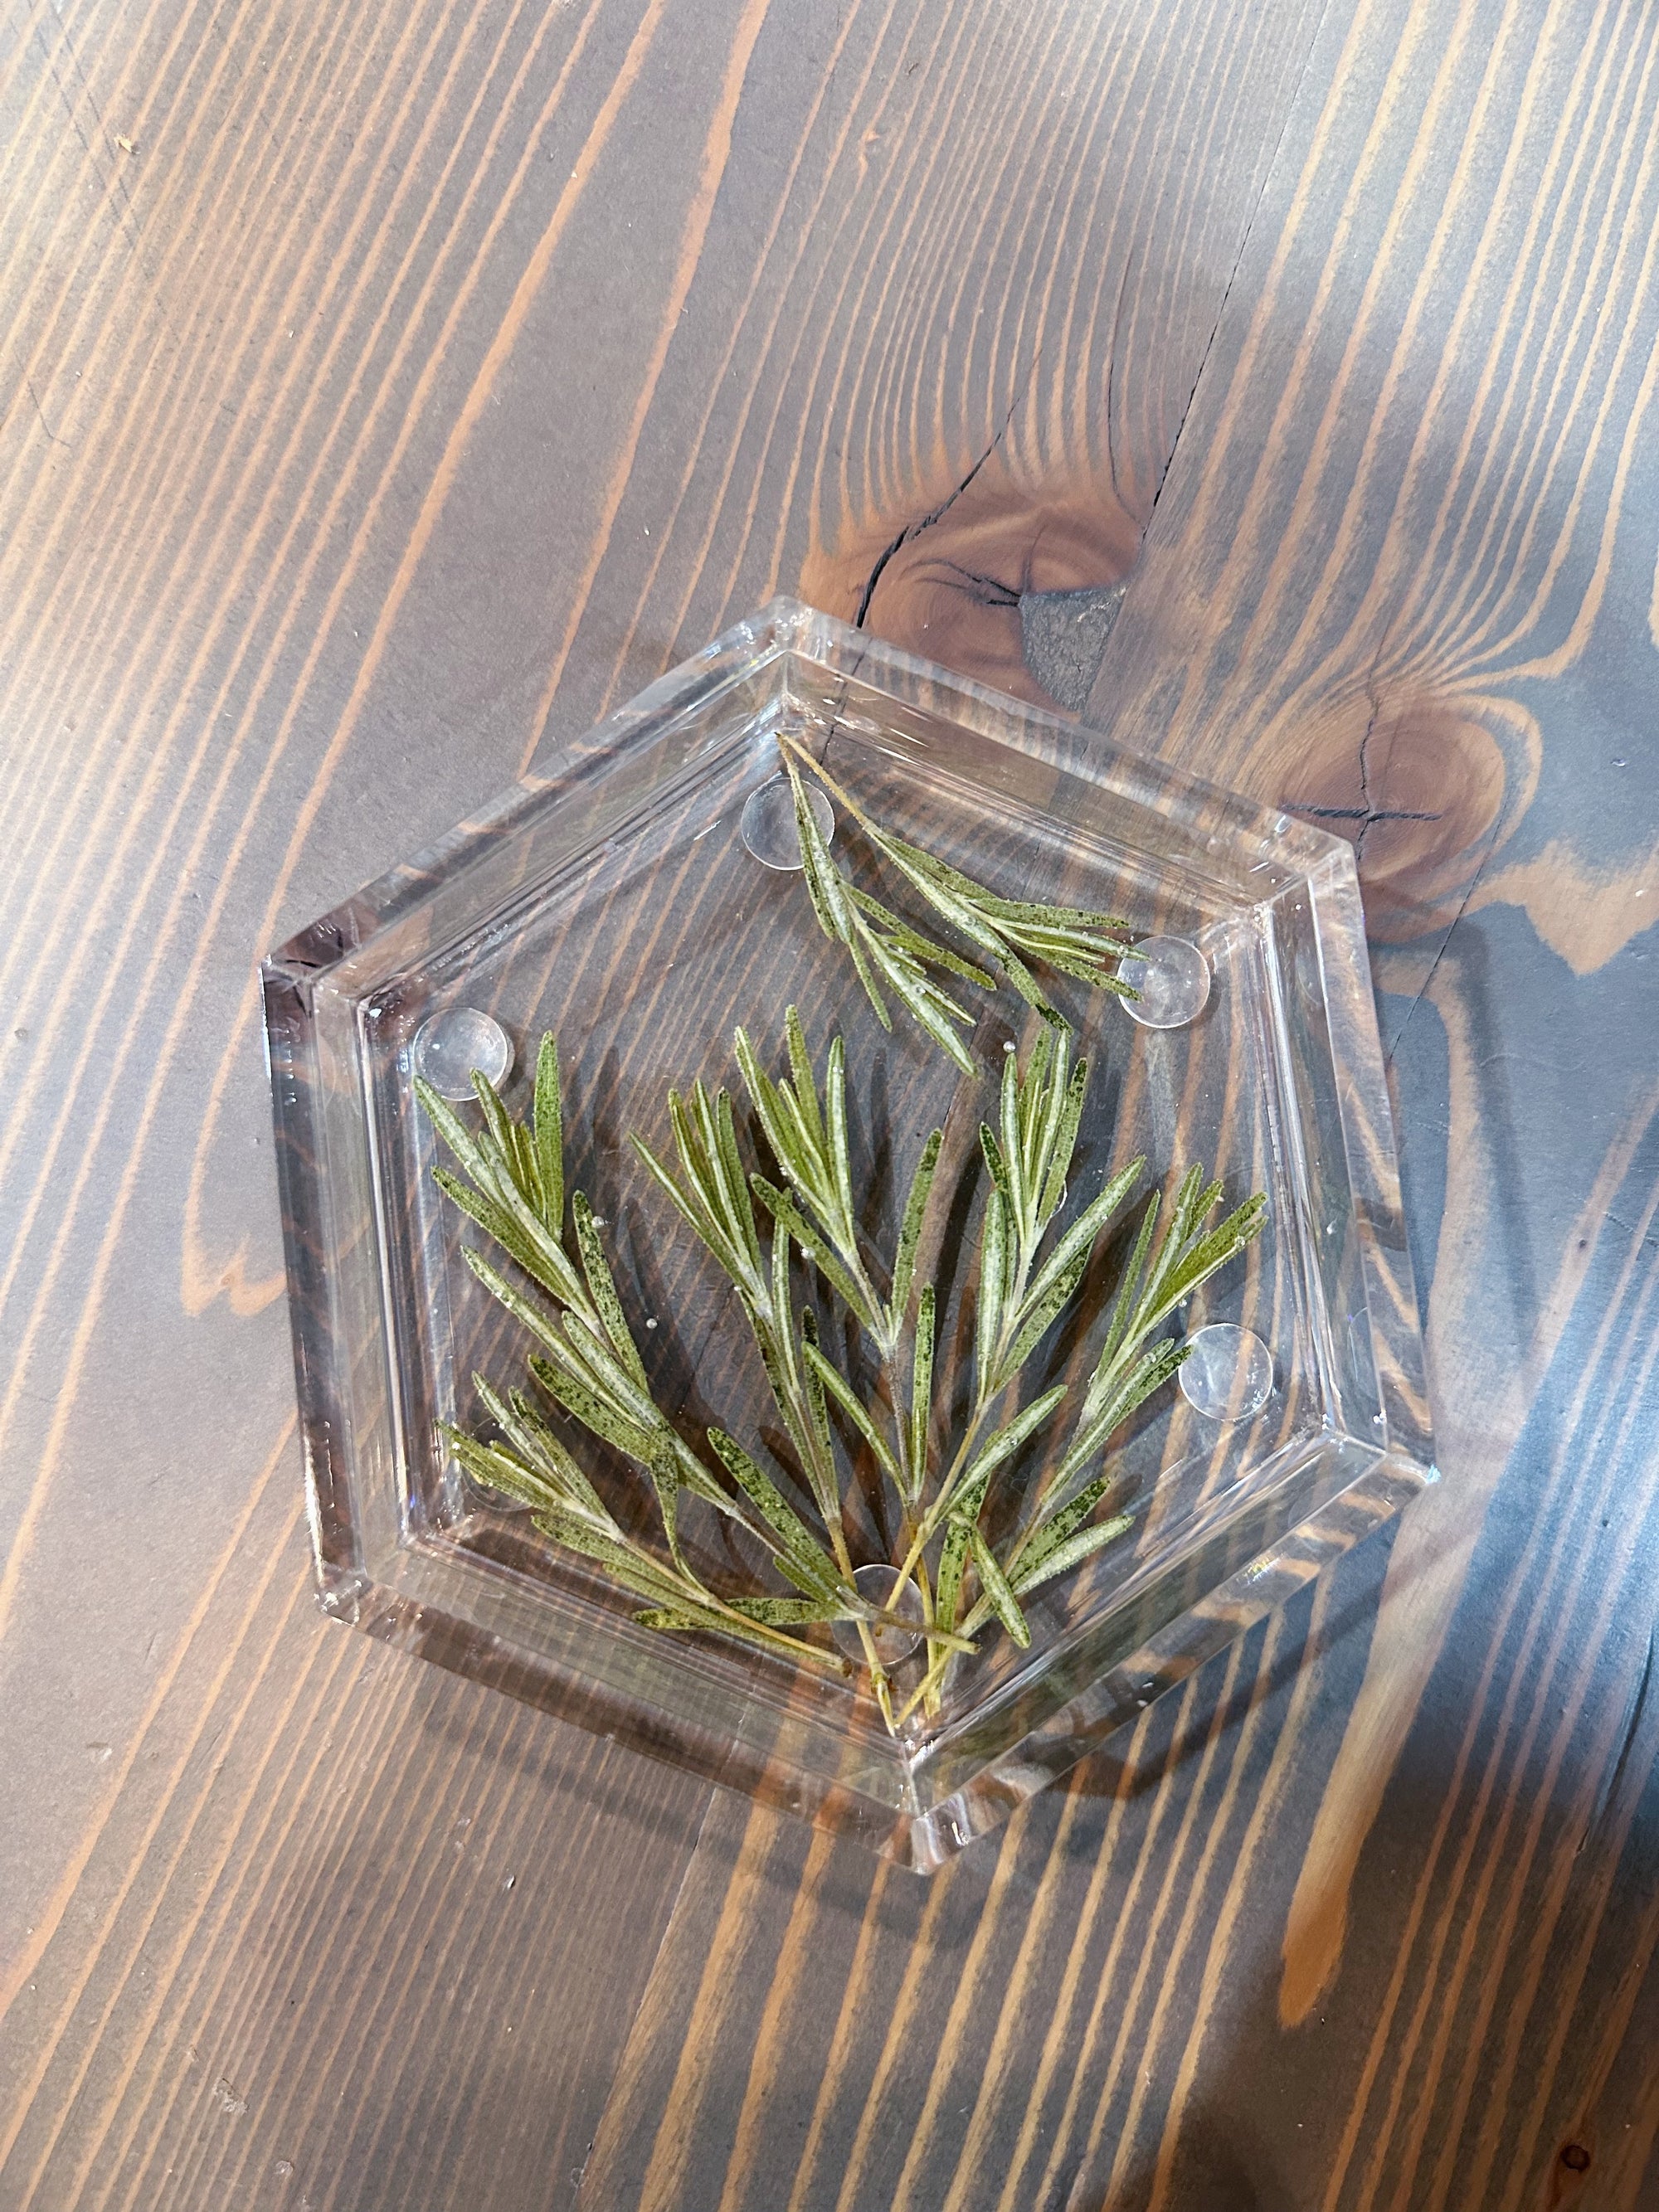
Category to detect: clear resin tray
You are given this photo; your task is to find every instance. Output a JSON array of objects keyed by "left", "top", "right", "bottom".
[{"left": 262, "top": 600, "right": 1434, "bottom": 1870}]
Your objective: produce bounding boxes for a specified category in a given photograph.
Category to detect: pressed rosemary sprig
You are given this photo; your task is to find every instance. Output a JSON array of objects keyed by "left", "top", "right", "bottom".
[
  {"left": 782, "top": 763, "right": 989, "bottom": 1073},
  {"left": 421, "top": 1018, "right": 1266, "bottom": 1734},
  {"left": 895, "top": 1156, "right": 1269, "bottom": 1725},
  {"left": 776, "top": 728, "right": 1138, "bottom": 1058},
  {"left": 885, "top": 1032, "right": 1146, "bottom": 1641},
  {"left": 628, "top": 1021, "right": 955, "bottom": 1721},
  {"left": 416, "top": 1044, "right": 863, "bottom": 1678},
  {"left": 419, "top": 1037, "right": 975, "bottom": 1724}
]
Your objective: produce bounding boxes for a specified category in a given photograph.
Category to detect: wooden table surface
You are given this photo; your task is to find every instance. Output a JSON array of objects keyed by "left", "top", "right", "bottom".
[{"left": 3, "top": 0, "right": 1657, "bottom": 2205}]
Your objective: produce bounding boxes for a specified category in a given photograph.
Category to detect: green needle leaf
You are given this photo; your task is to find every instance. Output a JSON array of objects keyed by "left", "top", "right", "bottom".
[
  {"left": 1022, "top": 1158, "right": 1146, "bottom": 1316},
  {"left": 533, "top": 1034, "right": 564, "bottom": 1228},
  {"left": 706, "top": 1428, "right": 843, "bottom": 1597},
  {"left": 950, "top": 1383, "right": 1068, "bottom": 1530},
  {"left": 801, "top": 1339, "right": 901, "bottom": 1483},
  {"left": 527, "top": 1349, "right": 659, "bottom": 1466},
  {"left": 907, "top": 1285, "right": 936, "bottom": 1505},
  {"left": 970, "top": 1528, "right": 1030, "bottom": 1648},
  {"left": 889, "top": 1128, "right": 941, "bottom": 1330},
  {"left": 470, "top": 1069, "right": 519, "bottom": 1187},
  {"left": 798, "top": 1307, "right": 835, "bottom": 1461},
  {"left": 935, "top": 1519, "right": 971, "bottom": 1633},
  {"left": 1010, "top": 1513, "right": 1134, "bottom": 1597},
  {"left": 975, "top": 1188, "right": 1009, "bottom": 1385},
  {"left": 752, "top": 1176, "right": 878, "bottom": 1334},
  {"left": 725, "top": 1595, "right": 844, "bottom": 1626},
  {"left": 571, "top": 1193, "right": 650, "bottom": 1391},
  {"left": 786, "top": 1006, "right": 825, "bottom": 1149}
]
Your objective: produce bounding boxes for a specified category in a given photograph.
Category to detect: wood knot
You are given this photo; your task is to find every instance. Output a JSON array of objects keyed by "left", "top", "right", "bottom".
[
  {"left": 800, "top": 454, "right": 1139, "bottom": 710},
  {"left": 1273, "top": 692, "right": 1506, "bottom": 940}
]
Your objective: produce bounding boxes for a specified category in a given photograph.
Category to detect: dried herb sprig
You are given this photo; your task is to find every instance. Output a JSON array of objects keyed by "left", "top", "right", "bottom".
[
  {"left": 782, "top": 768, "right": 990, "bottom": 1073},
  {"left": 416, "top": 1044, "right": 865, "bottom": 1679},
  {"left": 776, "top": 728, "right": 1138, "bottom": 1063},
  {"left": 419, "top": 1038, "right": 970, "bottom": 1723},
  {"left": 894, "top": 1154, "right": 1269, "bottom": 1725},
  {"left": 629, "top": 1014, "right": 949, "bottom": 1720},
  {"left": 421, "top": 1019, "right": 1265, "bottom": 1732}
]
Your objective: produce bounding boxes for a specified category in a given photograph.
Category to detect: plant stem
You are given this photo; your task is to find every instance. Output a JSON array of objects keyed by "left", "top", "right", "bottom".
[{"left": 776, "top": 728, "right": 889, "bottom": 846}]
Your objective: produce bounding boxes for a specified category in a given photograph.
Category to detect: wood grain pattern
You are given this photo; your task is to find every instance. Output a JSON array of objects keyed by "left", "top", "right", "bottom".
[
  {"left": 1092, "top": 0, "right": 1659, "bottom": 2089},
  {"left": 587, "top": 0, "right": 1659, "bottom": 2200},
  {"left": 1, "top": 0, "right": 1655, "bottom": 2204}
]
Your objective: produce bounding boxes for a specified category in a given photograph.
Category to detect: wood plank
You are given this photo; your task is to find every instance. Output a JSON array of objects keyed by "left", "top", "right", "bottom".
[
  {"left": 577, "top": 0, "right": 1659, "bottom": 2203},
  {"left": 0, "top": 0, "right": 1329, "bottom": 2204},
  {"left": 4, "top": 0, "right": 1657, "bottom": 2202},
  {"left": 580, "top": 1145, "right": 1659, "bottom": 2209},
  {"left": 0, "top": 0, "right": 758, "bottom": 2200},
  {"left": 1089, "top": 0, "right": 1659, "bottom": 2126},
  {"left": 0, "top": 1471, "right": 708, "bottom": 2210}
]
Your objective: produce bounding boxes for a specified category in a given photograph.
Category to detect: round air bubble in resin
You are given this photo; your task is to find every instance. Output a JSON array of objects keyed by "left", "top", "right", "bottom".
[
  {"left": 413, "top": 1007, "right": 514, "bottom": 1101},
  {"left": 832, "top": 1563, "right": 924, "bottom": 1665},
  {"left": 1121, "top": 935, "right": 1211, "bottom": 1028},
  {"left": 741, "top": 774, "right": 834, "bottom": 870},
  {"left": 1179, "top": 1323, "right": 1275, "bottom": 1422}
]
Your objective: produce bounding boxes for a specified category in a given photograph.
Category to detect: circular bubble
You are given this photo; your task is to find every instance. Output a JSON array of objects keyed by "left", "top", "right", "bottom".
[
  {"left": 741, "top": 774, "right": 834, "bottom": 870},
  {"left": 413, "top": 1007, "right": 514, "bottom": 1101},
  {"left": 1178, "top": 1323, "right": 1275, "bottom": 1422},
  {"left": 831, "top": 1563, "right": 925, "bottom": 1665},
  {"left": 1120, "top": 935, "right": 1212, "bottom": 1028}
]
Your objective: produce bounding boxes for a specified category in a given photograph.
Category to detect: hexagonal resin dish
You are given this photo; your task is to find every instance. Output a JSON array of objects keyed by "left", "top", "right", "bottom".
[{"left": 262, "top": 600, "right": 1434, "bottom": 1870}]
